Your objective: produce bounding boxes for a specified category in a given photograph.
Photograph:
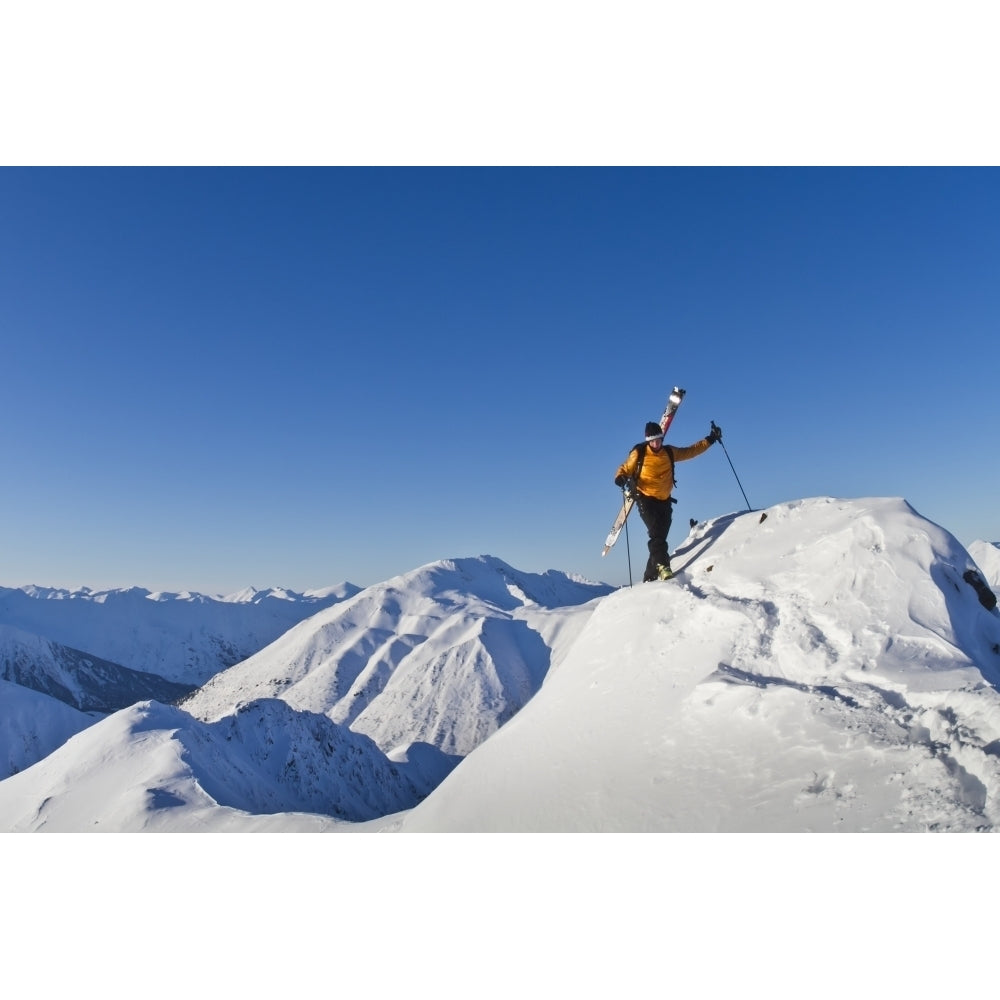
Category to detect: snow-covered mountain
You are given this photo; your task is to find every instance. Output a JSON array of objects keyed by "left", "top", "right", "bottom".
[
  {"left": 0, "top": 583, "right": 361, "bottom": 686},
  {"left": 0, "top": 581, "right": 364, "bottom": 780},
  {"left": 0, "top": 624, "right": 193, "bottom": 712},
  {"left": 181, "top": 556, "right": 613, "bottom": 756},
  {"left": 0, "top": 697, "right": 454, "bottom": 830},
  {"left": 0, "top": 557, "right": 610, "bottom": 830},
  {"left": 970, "top": 540, "right": 1000, "bottom": 589},
  {"left": 1, "top": 498, "right": 999, "bottom": 832}
]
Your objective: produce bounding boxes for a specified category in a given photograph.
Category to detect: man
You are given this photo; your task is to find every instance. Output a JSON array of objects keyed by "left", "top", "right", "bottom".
[{"left": 614, "top": 420, "right": 722, "bottom": 581}]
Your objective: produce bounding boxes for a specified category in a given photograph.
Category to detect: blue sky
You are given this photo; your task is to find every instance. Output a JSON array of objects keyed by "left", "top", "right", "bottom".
[{"left": 2, "top": 167, "right": 998, "bottom": 593}]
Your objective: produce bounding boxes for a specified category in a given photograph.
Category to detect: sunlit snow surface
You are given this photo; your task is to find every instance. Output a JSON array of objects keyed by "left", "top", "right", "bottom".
[
  {"left": 1, "top": 497, "right": 999, "bottom": 831},
  {"left": 400, "top": 498, "right": 1000, "bottom": 832},
  {"left": 970, "top": 539, "right": 1000, "bottom": 589}
]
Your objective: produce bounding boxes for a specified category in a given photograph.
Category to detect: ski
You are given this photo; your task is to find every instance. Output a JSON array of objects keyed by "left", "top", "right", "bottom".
[{"left": 601, "top": 387, "right": 686, "bottom": 556}]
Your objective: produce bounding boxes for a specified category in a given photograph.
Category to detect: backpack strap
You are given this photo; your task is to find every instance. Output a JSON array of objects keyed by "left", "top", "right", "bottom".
[
  {"left": 664, "top": 444, "right": 677, "bottom": 488},
  {"left": 632, "top": 441, "right": 648, "bottom": 484}
]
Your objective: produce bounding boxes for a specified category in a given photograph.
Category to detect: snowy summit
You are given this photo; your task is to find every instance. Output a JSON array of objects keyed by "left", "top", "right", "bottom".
[{"left": 0, "top": 496, "right": 999, "bottom": 832}]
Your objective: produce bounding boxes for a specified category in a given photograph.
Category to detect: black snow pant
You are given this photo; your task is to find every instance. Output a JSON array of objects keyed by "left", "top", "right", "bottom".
[{"left": 636, "top": 493, "right": 675, "bottom": 582}]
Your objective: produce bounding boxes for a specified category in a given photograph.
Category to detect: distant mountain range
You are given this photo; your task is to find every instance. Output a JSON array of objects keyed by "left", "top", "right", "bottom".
[
  {"left": 0, "top": 582, "right": 361, "bottom": 686},
  {"left": 0, "top": 580, "right": 363, "bottom": 783}
]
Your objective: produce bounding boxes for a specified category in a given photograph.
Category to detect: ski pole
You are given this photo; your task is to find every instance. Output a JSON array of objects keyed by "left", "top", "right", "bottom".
[{"left": 712, "top": 421, "right": 752, "bottom": 511}]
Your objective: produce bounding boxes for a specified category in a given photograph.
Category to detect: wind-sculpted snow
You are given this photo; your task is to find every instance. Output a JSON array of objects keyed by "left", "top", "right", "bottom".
[
  {"left": 400, "top": 499, "right": 1000, "bottom": 832},
  {"left": 181, "top": 556, "right": 613, "bottom": 757},
  {"left": 0, "top": 583, "right": 361, "bottom": 685}
]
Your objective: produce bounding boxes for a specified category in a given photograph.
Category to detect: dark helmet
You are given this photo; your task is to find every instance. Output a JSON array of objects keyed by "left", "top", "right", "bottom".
[{"left": 644, "top": 421, "right": 663, "bottom": 440}]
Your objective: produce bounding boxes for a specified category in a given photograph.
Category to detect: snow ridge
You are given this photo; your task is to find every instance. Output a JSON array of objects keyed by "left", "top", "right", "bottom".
[
  {"left": 181, "top": 555, "right": 613, "bottom": 757},
  {"left": 400, "top": 499, "right": 1000, "bottom": 832}
]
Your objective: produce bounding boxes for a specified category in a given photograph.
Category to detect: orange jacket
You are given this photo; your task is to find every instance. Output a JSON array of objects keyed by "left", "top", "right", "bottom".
[{"left": 615, "top": 437, "right": 711, "bottom": 501}]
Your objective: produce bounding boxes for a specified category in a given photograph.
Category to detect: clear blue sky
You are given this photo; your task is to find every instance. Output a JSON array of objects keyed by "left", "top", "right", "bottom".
[{"left": 2, "top": 167, "right": 998, "bottom": 593}]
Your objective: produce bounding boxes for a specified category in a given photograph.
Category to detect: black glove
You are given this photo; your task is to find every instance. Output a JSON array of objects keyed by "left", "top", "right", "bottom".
[
  {"left": 615, "top": 475, "right": 636, "bottom": 498},
  {"left": 707, "top": 422, "right": 722, "bottom": 445}
]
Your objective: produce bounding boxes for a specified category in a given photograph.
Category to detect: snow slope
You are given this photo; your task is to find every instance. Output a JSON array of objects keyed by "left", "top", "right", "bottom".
[
  {"left": 399, "top": 498, "right": 1000, "bottom": 831},
  {"left": 0, "top": 583, "right": 361, "bottom": 685},
  {"left": 0, "top": 698, "right": 456, "bottom": 831},
  {"left": 0, "top": 679, "right": 96, "bottom": 778},
  {"left": 0, "top": 624, "right": 193, "bottom": 712},
  {"left": 2, "top": 498, "right": 999, "bottom": 832},
  {"left": 181, "top": 556, "right": 613, "bottom": 756}
]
